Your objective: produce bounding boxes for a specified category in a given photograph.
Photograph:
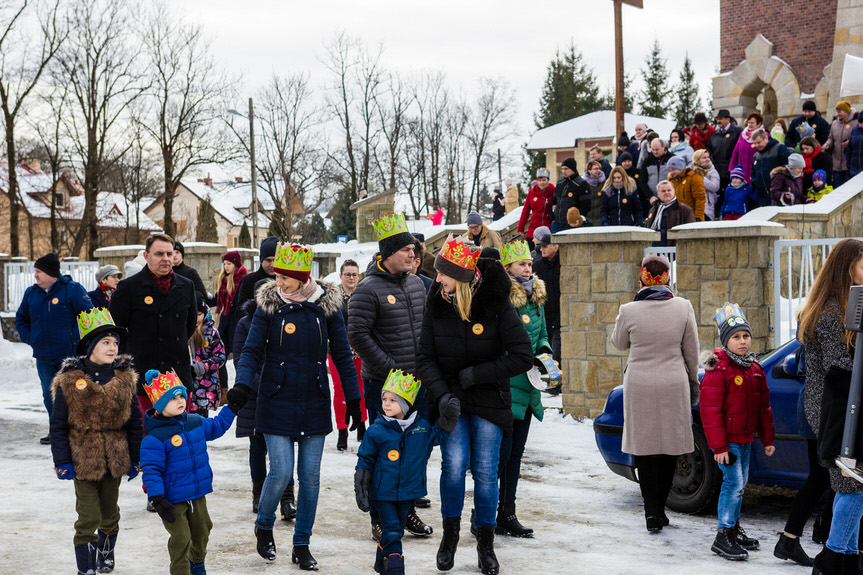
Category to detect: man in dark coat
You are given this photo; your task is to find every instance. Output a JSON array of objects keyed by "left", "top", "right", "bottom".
[
  {"left": 171, "top": 242, "right": 207, "bottom": 298},
  {"left": 110, "top": 234, "right": 197, "bottom": 417},
  {"left": 643, "top": 180, "right": 696, "bottom": 246},
  {"left": 348, "top": 213, "right": 432, "bottom": 539},
  {"left": 553, "top": 157, "right": 590, "bottom": 231},
  {"left": 234, "top": 236, "right": 278, "bottom": 312},
  {"left": 638, "top": 138, "right": 675, "bottom": 214},
  {"left": 750, "top": 130, "right": 791, "bottom": 207},
  {"left": 707, "top": 109, "right": 744, "bottom": 203},
  {"left": 786, "top": 100, "right": 831, "bottom": 150},
  {"left": 531, "top": 227, "right": 561, "bottom": 369},
  {"left": 16, "top": 253, "right": 93, "bottom": 442}
]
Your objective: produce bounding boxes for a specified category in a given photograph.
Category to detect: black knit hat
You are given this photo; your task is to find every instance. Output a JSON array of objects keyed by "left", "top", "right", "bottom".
[
  {"left": 561, "top": 157, "right": 578, "bottom": 172},
  {"left": 802, "top": 100, "right": 817, "bottom": 112},
  {"left": 434, "top": 235, "right": 480, "bottom": 283},
  {"left": 259, "top": 236, "right": 279, "bottom": 260},
  {"left": 618, "top": 133, "right": 631, "bottom": 147},
  {"left": 378, "top": 230, "right": 414, "bottom": 261},
  {"left": 173, "top": 241, "right": 185, "bottom": 257},
  {"left": 34, "top": 253, "right": 61, "bottom": 278},
  {"left": 618, "top": 151, "right": 633, "bottom": 163}
]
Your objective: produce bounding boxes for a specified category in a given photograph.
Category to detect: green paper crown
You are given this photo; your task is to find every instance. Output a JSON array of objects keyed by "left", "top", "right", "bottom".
[
  {"left": 382, "top": 369, "right": 421, "bottom": 406},
  {"left": 274, "top": 242, "right": 314, "bottom": 273},
  {"left": 501, "top": 240, "right": 531, "bottom": 266},
  {"left": 77, "top": 308, "right": 117, "bottom": 340},
  {"left": 373, "top": 213, "right": 409, "bottom": 242}
]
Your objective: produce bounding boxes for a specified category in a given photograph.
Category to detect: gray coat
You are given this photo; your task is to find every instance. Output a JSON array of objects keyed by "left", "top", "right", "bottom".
[{"left": 612, "top": 296, "right": 699, "bottom": 456}]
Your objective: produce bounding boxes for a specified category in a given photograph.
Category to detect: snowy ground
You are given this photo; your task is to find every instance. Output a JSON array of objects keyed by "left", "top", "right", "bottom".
[{"left": 1, "top": 338, "right": 820, "bottom": 574}]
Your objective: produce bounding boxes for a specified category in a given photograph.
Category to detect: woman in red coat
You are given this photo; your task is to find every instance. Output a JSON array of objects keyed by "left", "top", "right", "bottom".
[{"left": 517, "top": 168, "right": 555, "bottom": 250}]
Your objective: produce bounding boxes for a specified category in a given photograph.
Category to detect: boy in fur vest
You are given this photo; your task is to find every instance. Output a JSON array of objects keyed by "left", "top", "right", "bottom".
[
  {"left": 699, "top": 303, "right": 775, "bottom": 561},
  {"left": 50, "top": 309, "right": 143, "bottom": 575}
]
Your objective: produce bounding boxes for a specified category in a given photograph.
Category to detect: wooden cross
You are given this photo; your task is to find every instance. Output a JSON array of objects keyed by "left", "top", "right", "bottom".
[{"left": 614, "top": 0, "right": 643, "bottom": 139}]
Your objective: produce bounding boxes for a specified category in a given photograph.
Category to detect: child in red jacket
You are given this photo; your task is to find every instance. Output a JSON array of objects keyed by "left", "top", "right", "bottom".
[{"left": 700, "top": 302, "right": 775, "bottom": 561}]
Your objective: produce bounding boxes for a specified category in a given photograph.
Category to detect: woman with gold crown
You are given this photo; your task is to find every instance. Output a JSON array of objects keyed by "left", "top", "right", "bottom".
[
  {"left": 417, "top": 235, "right": 533, "bottom": 575},
  {"left": 231, "top": 242, "right": 362, "bottom": 570}
]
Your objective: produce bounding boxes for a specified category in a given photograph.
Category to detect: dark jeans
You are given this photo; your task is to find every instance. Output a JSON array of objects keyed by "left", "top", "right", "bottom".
[
  {"left": 834, "top": 170, "right": 851, "bottom": 188},
  {"left": 36, "top": 358, "right": 64, "bottom": 417},
  {"left": 498, "top": 416, "right": 532, "bottom": 509},
  {"left": 547, "top": 325, "right": 561, "bottom": 365},
  {"left": 249, "top": 433, "right": 268, "bottom": 483},
  {"left": 784, "top": 439, "right": 830, "bottom": 536},
  {"left": 376, "top": 500, "right": 413, "bottom": 556},
  {"left": 634, "top": 454, "right": 677, "bottom": 519}
]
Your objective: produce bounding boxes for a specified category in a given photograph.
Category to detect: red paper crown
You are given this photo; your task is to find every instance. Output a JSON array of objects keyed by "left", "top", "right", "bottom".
[
  {"left": 439, "top": 235, "right": 481, "bottom": 271},
  {"left": 640, "top": 266, "right": 669, "bottom": 287}
]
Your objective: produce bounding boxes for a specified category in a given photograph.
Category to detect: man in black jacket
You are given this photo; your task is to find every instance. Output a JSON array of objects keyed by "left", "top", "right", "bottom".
[
  {"left": 234, "top": 236, "right": 278, "bottom": 312},
  {"left": 347, "top": 213, "right": 432, "bottom": 539},
  {"left": 110, "top": 234, "right": 197, "bottom": 415},
  {"left": 707, "top": 109, "right": 744, "bottom": 207},
  {"left": 532, "top": 226, "right": 561, "bottom": 368},
  {"left": 786, "top": 100, "right": 831, "bottom": 150},
  {"left": 171, "top": 242, "right": 208, "bottom": 298},
  {"left": 553, "top": 157, "right": 590, "bottom": 231}
]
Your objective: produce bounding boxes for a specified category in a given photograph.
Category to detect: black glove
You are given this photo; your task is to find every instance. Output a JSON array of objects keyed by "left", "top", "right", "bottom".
[
  {"left": 354, "top": 468, "right": 372, "bottom": 512},
  {"left": 458, "top": 367, "right": 476, "bottom": 389},
  {"left": 226, "top": 384, "right": 250, "bottom": 414},
  {"left": 149, "top": 494, "right": 175, "bottom": 523},
  {"left": 437, "top": 393, "right": 461, "bottom": 434},
  {"left": 345, "top": 399, "right": 362, "bottom": 432}
]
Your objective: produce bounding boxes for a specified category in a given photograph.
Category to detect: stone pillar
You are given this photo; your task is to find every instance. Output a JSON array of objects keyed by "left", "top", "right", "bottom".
[
  {"left": 669, "top": 223, "right": 787, "bottom": 354},
  {"left": 556, "top": 227, "right": 660, "bottom": 419},
  {"left": 183, "top": 243, "right": 229, "bottom": 294},
  {"left": 94, "top": 246, "right": 145, "bottom": 273}
]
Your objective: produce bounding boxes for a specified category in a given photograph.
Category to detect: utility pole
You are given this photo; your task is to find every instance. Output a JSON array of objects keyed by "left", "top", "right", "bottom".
[
  {"left": 248, "top": 97, "right": 258, "bottom": 249},
  {"left": 614, "top": 0, "right": 643, "bottom": 140},
  {"left": 497, "top": 149, "right": 502, "bottom": 191}
]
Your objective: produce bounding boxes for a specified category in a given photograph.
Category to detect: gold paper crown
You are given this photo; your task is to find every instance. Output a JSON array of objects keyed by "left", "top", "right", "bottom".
[
  {"left": 143, "top": 370, "right": 185, "bottom": 408},
  {"left": 438, "top": 235, "right": 481, "bottom": 271},
  {"left": 274, "top": 242, "right": 314, "bottom": 273},
  {"left": 713, "top": 302, "right": 746, "bottom": 330},
  {"left": 382, "top": 369, "right": 421, "bottom": 406},
  {"left": 77, "top": 308, "right": 117, "bottom": 340},
  {"left": 500, "top": 240, "right": 531, "bottom": 266},
  {"left": 373, "top": 213, "right": 409, "bottom": 242}
]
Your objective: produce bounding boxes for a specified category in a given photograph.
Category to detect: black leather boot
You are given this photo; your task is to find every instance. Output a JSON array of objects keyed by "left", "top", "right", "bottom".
[
  {"left": 337, "top": 429, "right": 348, "bottom": 451},
  {"left": 436, "top": 517, "right": 460, "bottom": 571},
  {"left": 476, "top": 525, "right": 500, "bottom": 575},
  {"left": 496, "top": 504, "right": 534, "bottom": 538},
  {"left": 711, "top": 527, "right": 748, "bottom": 561},
  {"left": 280, "top": 483, "right": 296, "bottom": 521},
  {"left": 255, "top": 526, "right": 276, "bottom": 561},
  {"left": 773, "top": 533, "right": 813, "bottom": 566},
  {"left": 291, "top": 545, "right": 318, "bottom": 571},
  {"left": 812, "top": 546, "right": 846, "bottom": 575},
  {"left": 251, "top": 480, "right": 263, "bottom": 514}
]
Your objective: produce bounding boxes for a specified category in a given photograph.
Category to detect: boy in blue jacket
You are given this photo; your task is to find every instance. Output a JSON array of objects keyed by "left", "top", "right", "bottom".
[
  {"left": 355, "top": 370, "right": 441, "bottom": 575},
  {"left": 720, "top": 165, "right": 758, "bottom": 220},
  {"left": 140, "top": 369, "right": 243, "bottom": 575}
]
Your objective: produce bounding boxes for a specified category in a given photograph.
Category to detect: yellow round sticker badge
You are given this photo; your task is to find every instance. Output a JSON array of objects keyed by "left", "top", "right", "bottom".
[
  {"left": 734, "top": 375, "right": 743, "bottom": 386},
  {"left": 75, "top": 379, "right": 87, "bottom": 390},
  {"left": 144, "top": 296, "right": 154, "bottom": 305},
  {"left": 51, "top": 297, "right": 59, "bottom": 304},
  {"left": 387, "top": 294, "right": 396, "bottom": 304},
  {"left": 171, "top": 435, "right": 183, "bottom": 447},
  {"left": 387, "top": 450, "right": 400, "bottom": 461},
  {"left": 285, "top": 323, "right": 296, "bottom": 334},
  {"left": 472, "top": 324, "right": 484, "bottom": 335},
  {"left": 622, "top": 198, "right": 628, "bottom": 204},
  {"left": 522, "top": 314, "right": 530, "bottom": 324}
]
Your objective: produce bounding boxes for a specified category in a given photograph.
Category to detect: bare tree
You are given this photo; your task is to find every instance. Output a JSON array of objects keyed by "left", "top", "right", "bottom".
[
  {"left": 30, "top": 81, "right": 70, "bottom": 252},
  {"left": 373, "top": 72, "right": 410, "bottom": 193},
  {"left": 109, "top": 121, "right": 160, "bottom": 244},
  {"left": 55, "top": 0, "right": 145, "bottom": 259},
  {"left": 0, "top": 0, "right": 64, "bottom": 256},
  {"left": 139, "top": 3, "right": 236, "bottom": 238}
]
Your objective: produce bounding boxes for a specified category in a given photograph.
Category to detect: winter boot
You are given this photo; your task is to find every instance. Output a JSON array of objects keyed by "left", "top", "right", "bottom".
[
  {"left": 382, "top": 553, "right": 405, "bottom": 575},
  {"left": 436, "top": 517, "right": 460, "bottom": 571},
  {"left": 374, "top": 544, "right": 384, "bottom": 573},
  {"left": 469, "top": 508, "right": 478, "bottom": 538},
  {"left": 255, "top": 526, "right": 276, "bottom": 561},
  {"left": 356, "top": 421, "right": 366, "bottom": 442},
  {"left": 414, "top": 496, "right": 431, "bottom": 509},
  {"left": 773, "top": 533, "right": 813, "bottom": 566},
  {"left": 75, "top": 543, "right": 96, "bottom": 575},
  {"left": 189, "top": 560, "right": 206, "bottom": 575},
  {"left": 291, "top": 545, "right": 318, "bottom": 570},
  {"left": 496, "top": 504, "right": 534, "bottom": 538},
  {"left": 734, "top": 523, "right": 760, "bottom": 550},
  {"left": 280, "top": 483, "right": 296, "bottom": 521},
  {"left": 711, "top": 527, "right": 748, "bottom": 561},
  {"left": 251, "top": 480, "right": 263, "bottom": 514},
  {"left": 813, "top": 512, "right": 830, "bottom": 545},
  {"left": 476, "top": 525, "right": 500, "bottom": 575},
  {"left": 371, "top": 522, "right": 383, "bottom": 541},
  {"left": 812, "top": 547, "right": 846, "bottom": 575},
  {"left": 95, "top": 530, "right": 117, "bottom": 572},
  {"left": 337, "top": 429, "right": 348, "bottom": 451},
  {"left": 405, "top": 511, "right": 433, "bottom": 536}
]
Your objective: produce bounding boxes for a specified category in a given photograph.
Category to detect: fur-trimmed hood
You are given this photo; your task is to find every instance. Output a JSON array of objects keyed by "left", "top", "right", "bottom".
[
  {"left": 509, "top": 275, "right": 547, "bottom": 308},
  {"left": 58, "top": 354, "right": 135, "bottom": 374},
  {"left": 427, "top": 257, "right": 512, "bottom": 318},
  {"left": 255, "top": 279, "right": 344, "bottom": 317},
  {"left": 770, "top": 165, "right": 791, "bottom": 179},
  {"left": 701, "top": 349, "right": 720, "bottom": 371}
]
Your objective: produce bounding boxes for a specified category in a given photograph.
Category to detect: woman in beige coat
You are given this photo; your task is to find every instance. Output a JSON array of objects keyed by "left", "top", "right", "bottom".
[{"left": 611, "top": 254, "right": 700, "bottom": 533}]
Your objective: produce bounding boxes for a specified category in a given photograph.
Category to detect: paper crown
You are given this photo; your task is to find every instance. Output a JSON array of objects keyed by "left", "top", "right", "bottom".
[
  {"left": 501, "top": 240, "right": 531, "bottom": 266},
  {"left": 382, "top": 369, "right": 421, "bottom": 406},
  {"left": 640, "top": 266, "right": 669, "bottom": 287},
  {"left": 77, "top": 308, "right": 117, "bottom": 341},
  {"left": 144, "top": 369, "right": 187, "bottom": 413},
  {"left": 713, "top": 302, "right": 747, "bottom": 330},
  {"left": 438, "top": 234, "right": 481, "bottom": 272},
  {"left": 373, "top": 213, "right": 410, "bottom": 242},
  {"left": 537, "top": 168, "right": 551, "bottom": 179},
  {"left": 274, "top": 242, "right": 314, "bottom": 273}
]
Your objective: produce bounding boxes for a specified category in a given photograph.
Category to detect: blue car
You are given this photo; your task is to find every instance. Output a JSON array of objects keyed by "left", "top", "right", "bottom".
[{"left": 593, "top": 339, "right": 809, "bottom": 513}]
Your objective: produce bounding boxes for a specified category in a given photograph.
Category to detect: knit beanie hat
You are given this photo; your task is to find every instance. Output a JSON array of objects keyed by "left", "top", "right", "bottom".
[
  {"left": 95, "top": 264, "right": 122, "bottom": 284},
  {"left": 222, "top": 250, "right": 242, "bottom": 268},
  {"left": 667, "top": 156, "right": 686, "bottom": 171},
  {"left": 374, "top": 213, "right": 414, "bottom": 261},
  {"left": 466, "top": 212, "right": 483, "bottom": 226},
  {"left": 802, "top": 101, "right": 817, "bottom": 112},
  {"left": 76, "top": 308, "right": 126, "bottom": 356},
  {"left": 836, "top": 101, "right": 852, "bottom": 114},
  {"left": 617, "top": 133, "right": 631, "bottom": 148},
  {"left": 35, "top": 253, "right": 61, "bottom": 278},
  {"left": 144, "top": 369, "right": 187, "bottom": 414},
  {"left": 729, "top": 165, "right": 747, "bottom": 182},
  {"left": 173, "top": 241, "right": 185, "bottom": 257},
  {"left": 714, "top": 302, "right": 751, "bottom": 347},
  {"left": 86, "top": 332, "right": 120, "bottom": 359},
  {"left": 561, "top": 157, "right": 578, "bottom": 172},
  {"left": 618, "top": 151, "right": 633, "bottom": 164},
  {"left": 787, "top": 153, "right": 806, "bottom": 169},
  {"left": 813, "top": 169, "right": 827, "bottom": 183},
  {"left": 434, "top": 234, "right": 481, "bottom": 283},
  {"left": 259, "top": 236, "right": 279, "bottom": 261},
  {"left": 479, "top": 246, "right": 500, "bottom": 261}
]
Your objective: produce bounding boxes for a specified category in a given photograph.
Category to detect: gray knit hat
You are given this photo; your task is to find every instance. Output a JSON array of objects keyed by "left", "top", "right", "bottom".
[{"left": 95, "top": 264, "right": 122, "bottom": 284}]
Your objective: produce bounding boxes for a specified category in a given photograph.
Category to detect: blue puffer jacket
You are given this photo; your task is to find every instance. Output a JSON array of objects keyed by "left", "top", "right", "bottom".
[
  {"left": 140, "top": 407, "right": 235, "bottom": 504},
  {"left": 356, "top": 412, "right": 441, "bottom": 502},
  {"left": 235, "top": 280, "right": 359, "bottom": 437},
  {"left": 15, "top": 275, "right": 93, "bottom": 361},
  {"left": 720, "top": 183, "right": 758, "bottom": 217}
]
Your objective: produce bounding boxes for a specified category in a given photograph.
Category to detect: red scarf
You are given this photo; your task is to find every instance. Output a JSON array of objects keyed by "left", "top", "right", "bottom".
[
  {"left": 99, "top": 282, "right": 114, "bottom": 305},
  {"left": 689, "top": 125, "right": 715, "bottom": 151},
  {"left": 802, "top": 145, "right": 821, "bottom": 175},
  {"left": 149, "top": 269, "right": 173, "bottom": 294},
  {"left": 216, "top": 265, "right": 247, "bottom": 316}
]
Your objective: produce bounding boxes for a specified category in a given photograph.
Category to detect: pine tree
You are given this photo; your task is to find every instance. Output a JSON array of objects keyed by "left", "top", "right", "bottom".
[
  {"left": 195, "top": 197, "right": 219, "bottom": 243},
  {"left": 602, "top": 72, "right": 635, "bottom": 113},
  {"left": 329, "top": 188, "right": 356, "bottom": 240},
  {"left": 673, "top": 53, "right": 701, "bottom": 127},
  {"left": 638, "top": 39, "right": 672, "bottom": 119},
  {"left": 267, "top": 202, "right": 289, "bottom": 239},
  {"left": 238, "top": 221, "right": 251, "bottom": 248},
  {"left": 295, "top": 213, "right": 331, "bottom": 245}
]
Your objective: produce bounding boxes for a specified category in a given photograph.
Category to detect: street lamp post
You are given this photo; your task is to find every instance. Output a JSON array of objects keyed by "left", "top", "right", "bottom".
[{"left": 228, "top": 98, "right": 259, "bottom": 249}]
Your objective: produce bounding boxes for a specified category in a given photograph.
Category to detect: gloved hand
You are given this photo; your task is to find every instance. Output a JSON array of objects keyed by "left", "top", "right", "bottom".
[
  {"left": 149, "top": 494, "right": 175, "bottom": 523},
  {"left": 56, "top": 463, "right": 75, "bottom": 480},
  {"left": 345, "top": 399, "right": 362, "bottom": 432},
  {"left": 354, "top": 468, "right": 372, "bottom": 512},
  {"left": 226, "top": 384, "right": 250, "bottom": 414},
  {"left": 192, "top": 362, "right": 206, "bottom": 377},
  {"left": 127, "top": 462, "right": 141, "bottom": 482},
  {"left": 437, "top": 394, "right": 461, "bottom": 433},
  {"left": 457, "top": 367, "right": 476, "bottom": 389}
]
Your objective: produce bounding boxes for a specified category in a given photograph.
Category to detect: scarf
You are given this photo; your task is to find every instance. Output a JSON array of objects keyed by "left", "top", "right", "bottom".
[
  {"left": 634, "top": 285, "right": 674, "bottom": 301},
  {"left": 512, "top": 273, "right": 534, "bottom": 297},
  {"left": 584, "top": 171, "right": 606, "bottom": 188},
  {"left": 382, "top": 410, "right": 417, "bottom": 431},
  {"left": 149, "top": 269, "right": 173, "bottom": 294},
  {"left": 689, "top": 125, "right": 715, "bottom": 150},
  {"left": 802, "top": 145, "right": 821, "bottom": 175},
  {"left": 650, "top": 198, "right": 677, "bottom": 231},
  {"left": 740, "top": 125, "right": 761, "bottom": 144},
  {"left": 216, "top": 266, "right": 248, "bottom": 316},
  {"left": 98, "top": 282, "right": 115, "bottom": 305},
  {"left": 723, "top": 347, "right": 757, "bottom": 369},
  {"left": 278, "top": 278, "right": 318, "bottom": 304}
]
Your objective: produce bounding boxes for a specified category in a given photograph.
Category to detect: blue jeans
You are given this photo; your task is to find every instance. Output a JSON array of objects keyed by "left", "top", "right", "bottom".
[
  {"left": 375, "top": 500, "right": 413, "bottom": 556},
  {"left": 440, "top": 413, "right": 503, "bottom": 527},
  {"left": 716, "top": 442, "right": 751, "bottom": 528},
  {"left": 827, "top": 491, "right": 863, "bottom": 555},
  {"left": 256, "top": 434, "right": 324, "bottom": 545},
  {"left": 249, "top": 433, "right": 293, "bottom": 488},
  {"left": 37, "top": 358, "right": 63, "bottom": 417}
]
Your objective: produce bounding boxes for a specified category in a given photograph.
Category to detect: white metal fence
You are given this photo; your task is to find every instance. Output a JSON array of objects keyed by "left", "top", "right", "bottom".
[
  {"left": 643, "top": 246, "right": 677, "bottom": 292},
  {"left": 4, "top": 261, "right": 100, "bottom": 312}
]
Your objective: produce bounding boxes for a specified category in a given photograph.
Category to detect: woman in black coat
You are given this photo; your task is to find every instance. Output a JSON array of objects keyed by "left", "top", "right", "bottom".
[{"left": 417, "top": 236, "right": 533, "bottom": 574}]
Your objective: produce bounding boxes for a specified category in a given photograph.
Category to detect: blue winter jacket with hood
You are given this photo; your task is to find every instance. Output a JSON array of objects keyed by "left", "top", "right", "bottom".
[{"left": 15, "top": 275, "right": 93, "bottom": 361}]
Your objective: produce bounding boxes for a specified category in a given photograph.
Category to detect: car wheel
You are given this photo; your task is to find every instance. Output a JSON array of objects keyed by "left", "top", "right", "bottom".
[{"left": 666, "top": 423, "right": 721, "bottom": 514}]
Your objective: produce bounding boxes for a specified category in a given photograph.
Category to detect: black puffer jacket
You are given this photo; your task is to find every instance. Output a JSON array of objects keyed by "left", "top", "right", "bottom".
[
  {"left": 553, "top": 175, "right": 590, "bottom": 230},
  {"left": 234, "top": 267, "right": 275, "bottom": 315},
  {"left": 417, "top": 258, "right": 533, "bottom": 436},
  {"left": 348, "top": 257, "right": 426, "bottom": 382},
  {"left": 533, "top": 252, "right": 560, "bottom": 329},
  {"left": 232, "top": 299, "right": 259, "bottom": 438}
]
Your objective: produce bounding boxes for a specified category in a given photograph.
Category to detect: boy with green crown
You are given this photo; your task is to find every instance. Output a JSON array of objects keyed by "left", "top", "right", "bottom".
[
  {"left": 354, "top": 369, "right": 443, "bottom": 575},
  {"left": 50, "top": 308, "right": 143, "bottom": 575}
]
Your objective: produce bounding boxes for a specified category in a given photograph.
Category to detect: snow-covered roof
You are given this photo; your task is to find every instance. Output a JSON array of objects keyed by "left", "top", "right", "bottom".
[
  {"left": 178, "top": 178, "right": 273, "bottom": 228},
  {"left": 526, "top": 110, "right": 678, "bottom": 151}
]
